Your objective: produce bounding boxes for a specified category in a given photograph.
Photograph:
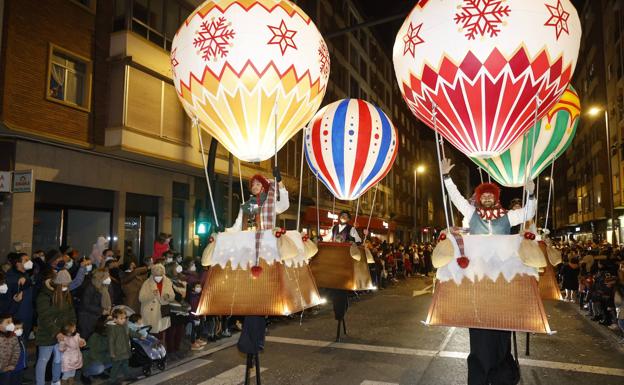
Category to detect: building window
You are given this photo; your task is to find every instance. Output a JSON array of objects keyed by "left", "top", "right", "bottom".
[{"left": 47, "top": 45, "right": 92, "bottom": 111}]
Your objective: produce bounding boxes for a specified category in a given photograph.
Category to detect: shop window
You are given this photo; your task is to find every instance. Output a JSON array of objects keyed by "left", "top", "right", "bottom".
[
  {"left": 66, "top": 209, "right": 112, "bottom": 258},
  {"left": 47, "top": 45, "right": 92, "bottom": 111}
]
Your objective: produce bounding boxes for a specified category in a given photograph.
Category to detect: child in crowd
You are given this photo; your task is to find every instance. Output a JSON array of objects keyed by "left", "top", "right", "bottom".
[
  {"left": 10, "top": 319, "right": 27, "bottom": 385},
  {"left": 108, "top": 308, "right": 131, "bottom": 384},
  {"left": 128, "top": 313, "right": 148, "bottom": 340},
  {"left": 59, "top": 322, "right": 86, "bottom": 385},
  {"left": 0, "top": 314, "right": 20, "bottom": 384}
]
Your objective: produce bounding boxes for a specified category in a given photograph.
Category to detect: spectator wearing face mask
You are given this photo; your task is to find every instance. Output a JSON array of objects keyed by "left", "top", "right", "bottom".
[
  {"left": 0, "top": 271, "right": 18, "bottom": 316},
  {"left": 121, "top": 261, "right": 148, "bottom": 314},
  {"left": 139, "top": 263, "right": 174, "bottom": 340},
  {"left": 35, "top": 269, "right": 76, "bottom": 385},
  {"left": 6, "top": 252, "right": 35, "bottom": 339},
  {"left": 9, "top": 319, "right": 27, "bottom": 385},
  {"left": 165, "top": 261, "right": 188, "bottom": 357},
  {"left": 104, "top": 259, "right": 123, "bottom": 306},
  {"left": 0, "top": 314, "right": 20, "bottom": 384},
  {"left": 153, "top": 233, "right": 172, "bottom": 262},
  {"left": 78, "top": 269, "right": 112, "bottom": 340},
  {"left": 188, "top": 282, "right": 206, "bottom": 351}
]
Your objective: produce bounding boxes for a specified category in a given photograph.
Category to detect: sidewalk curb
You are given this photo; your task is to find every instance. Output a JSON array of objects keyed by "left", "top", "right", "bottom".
[{"left": 568, "top": 302, "right": 624, "bottom": 353}]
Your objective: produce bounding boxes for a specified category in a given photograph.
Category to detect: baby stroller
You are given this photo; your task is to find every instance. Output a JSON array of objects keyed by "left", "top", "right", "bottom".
[{"left": 113, "top": 305, "right": 167, "bottom": 376}]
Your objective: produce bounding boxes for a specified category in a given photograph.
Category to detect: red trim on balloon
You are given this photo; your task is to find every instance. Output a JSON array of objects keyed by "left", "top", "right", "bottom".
[{"left": 349, "top": 99, "right": 373, "bottom": 196}]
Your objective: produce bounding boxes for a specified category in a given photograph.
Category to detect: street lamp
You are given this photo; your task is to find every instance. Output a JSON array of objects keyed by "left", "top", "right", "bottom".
[
  {"left": 587, "top": 105, "right": 617, "bottom": 244},
  {"left": 414, "top": 165, "right": 426, "bottom": 243}
]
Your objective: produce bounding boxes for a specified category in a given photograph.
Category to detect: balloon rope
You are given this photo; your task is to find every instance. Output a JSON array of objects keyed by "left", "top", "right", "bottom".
[
  {"left": 237, "top": 159, "right": 245, "bottom": 205},
  {"left": 273, "top": 97, "right": 279, "bottom": 228},
  {"left": 522, "top": 98, "right": 542, "bottom": 227},
  {"left": 315, "top": 171, "right": 320, "bottom": 241},
  {"left": 544, "top": 161, "right": 555, "bottom": 230},
  {"left": 432, "top": 106, "right": 451, "bottom": 231},
  {"left": 331, "top": 196, "right": 336, "bottom": 224},
  {"left": 478, "top": 167, "right": 484, "bottom": 184},
  {"left": 296, "top": 129, "right": 305, "bottom": 232},
  {"left": 437, "top": 133, "right": 455, "bottom": 227},
  {"left": 194, "top": 116, "right": 219, "bottom": 228},
  {"left": 354, "top": 197, "right": 361, "bottom": 228},
  {"left": 365, "top": 184, "right": 379, "bottom": 240}
]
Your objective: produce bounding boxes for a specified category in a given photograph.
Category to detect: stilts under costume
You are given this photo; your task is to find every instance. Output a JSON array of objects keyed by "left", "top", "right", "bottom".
[{"left": 442, "top": 175, "right": 536, "bottom": 385}]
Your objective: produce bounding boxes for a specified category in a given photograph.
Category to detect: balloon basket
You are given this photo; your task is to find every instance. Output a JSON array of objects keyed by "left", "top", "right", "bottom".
[
  {"left": 309, "top": 242, "right": 374, "bottom": 291},
  {"left": 197, "top": 259, "right": 322, "bottom": 316},
  {"left": 539, "top": 262, "right": 563, "bottom": 301},
  {"left": 425, "top": 275, "right": 551, "bottom": 333}
]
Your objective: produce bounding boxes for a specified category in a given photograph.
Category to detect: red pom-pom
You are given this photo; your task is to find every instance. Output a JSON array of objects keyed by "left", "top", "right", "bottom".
[
  {"left": 439, "top": 233, "right": 447, "bottom": 241},
  {"left": 280, "top": 228, "right": 286, "bottom": 235},
  {"left": 275, "top": 232, "right": 282, "bottom": 238},
  {"left": 530, "top": 233, "right": 536, "bottom": 240},
  {"left": 456, "top": 256, "right": 470, "bottom": 269},
  {"left": 251, "top": 265, "right": 263, "bottom": 278},
  {"left": 524, "top": 232, "right": 534, "bottom": 240},
  {"left": 208, "top": 236, "right": 214, "bottom": 243},
  {"left": 302, "top": 234, "right": 309, "bottom": 242}
]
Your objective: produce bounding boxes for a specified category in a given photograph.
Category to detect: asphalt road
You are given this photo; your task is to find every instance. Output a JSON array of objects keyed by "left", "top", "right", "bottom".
[{"left": 130, "top": 276, "right": 624, "bottom": 385}]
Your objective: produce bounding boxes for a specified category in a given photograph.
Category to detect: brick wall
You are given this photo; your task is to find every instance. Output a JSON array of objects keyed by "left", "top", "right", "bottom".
[{"left": 1, "top": 0, "right": 95, "bottom": 144}]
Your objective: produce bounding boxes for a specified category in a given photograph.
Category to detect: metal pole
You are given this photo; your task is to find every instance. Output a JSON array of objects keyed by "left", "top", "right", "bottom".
[
  {"left": 605, "top": 109, "right": 617, "bottom": 244},
  {"left": 414, "top": 169, "right": 418, "bottom": 242}
]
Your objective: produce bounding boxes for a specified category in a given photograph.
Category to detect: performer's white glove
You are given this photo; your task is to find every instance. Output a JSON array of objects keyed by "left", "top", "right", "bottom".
[
  {"left": 440, "top": 158, "right": 454, "bottom": 175},
  {"left": 526, "top": 179, "right": 535, "bottom": 195}
]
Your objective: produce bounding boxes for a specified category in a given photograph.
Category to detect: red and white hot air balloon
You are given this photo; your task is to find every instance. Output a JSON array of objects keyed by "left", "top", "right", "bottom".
[{"left": 393, "top": 0, "right": 581, "bottom": 158}]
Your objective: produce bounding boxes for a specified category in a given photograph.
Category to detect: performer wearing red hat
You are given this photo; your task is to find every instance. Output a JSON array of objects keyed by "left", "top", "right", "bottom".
[{"left": 441, "top": 158, "right": 535, "bottom": 385}]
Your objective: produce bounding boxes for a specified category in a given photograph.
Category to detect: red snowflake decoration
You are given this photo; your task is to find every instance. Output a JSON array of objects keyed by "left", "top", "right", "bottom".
[
  {"left": 193, "top": 16, "right": 236, "bottom": 61},
  {"left": 268, "top": 20, "right": 298, "bottom": 55},
  {"left": 544, "top": 0, "right": 570, "bottom": 40},
  {"left": 318, "top": 41, "right": 330, "bottom": 77},
  {"left": 171, "top": 48, "right": 179, "bottom": 77},
  {"left": 403, "top": 22, "right": 425, "bottom": 57},
  {"left": 454, "top": 0, "right": 511, "bottom": 40}
]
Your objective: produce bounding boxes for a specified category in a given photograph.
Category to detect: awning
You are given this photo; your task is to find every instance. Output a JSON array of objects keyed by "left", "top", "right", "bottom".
[{"left": 302, "top": 207, "right": 396, "bottom": 231}]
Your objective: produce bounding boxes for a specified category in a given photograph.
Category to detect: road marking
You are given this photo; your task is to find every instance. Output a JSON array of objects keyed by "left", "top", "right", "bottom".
[
  {"left": 437, "top": 327, "right": 455, "bottom": 353},
  {"left": 132, "top": 359, "right": 213, "bottom": 385},
  {"left": 361, "top": 381, "right": 399, "bottom": 385},
  {"left": 266, "top": 336, "right": 624, "bottom": 377},
  {"left": 197, "top": 364, "right": 267, "bottom": 385},
  {"left": 413, "top": 284, "right": 433, "bottom": 296}
]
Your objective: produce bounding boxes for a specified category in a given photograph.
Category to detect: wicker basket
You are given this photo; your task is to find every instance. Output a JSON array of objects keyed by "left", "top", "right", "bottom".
[
  {"left": 196, "top": 259, "right": 322, "bottom": 316},
  {"left": 309, "top": 242, "right": 374, "bottom": 291},
  {"left": 426, "top": 275, "right": 551, "bottom": 333}
]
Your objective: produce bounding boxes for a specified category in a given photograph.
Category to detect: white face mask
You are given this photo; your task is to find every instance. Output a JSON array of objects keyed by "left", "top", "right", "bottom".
[
  {"left": 61, "top": 287, "right": 68, "bottom": 292},
  {"left": 65, "top": 260, "right": 73, "bottom": 269},
  {"left": 153, "top": 276, "right": 163, "bottom": 283},
  {"left": 165, "top": 257, "right": 173, "bottom": 263},
  {"left": 14, "top": 329, "right": 23, "bottom": 337},
  {"left": 189, "top": 264, "right": 196, "bottom": 272},
  {"left": 23, "top": 260, "right": 33, "bottom": 270},
  {"left": 175, "top": 265, "right": 183, "bottom": 273},
  {"left": 102, "top": 277, "right": 112, "bottom": 285},
  {"left": 0, "top": 284, "right": 7, "bottom": 294},
  {"left": 4, "top": 323, "right": 15, "bottom": 332},
  {"left": 86, "top": 264, "right": 93, "bottom": 272},
  {"left": 194, "top": 287, "right": 202, "bottom": 294}
]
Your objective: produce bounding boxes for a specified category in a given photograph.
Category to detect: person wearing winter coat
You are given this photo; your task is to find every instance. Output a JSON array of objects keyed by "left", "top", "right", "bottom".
[
  {"left": 0, "top": 271, "right": 18, "bottom": 315},
  {"left": 5, "top": 252, "right": 35, "bottom": 339},
  {"left": 81, "top": 316, "right": 112, "bottom": 385},
  {"left": 139, "top": 263, "right": 174, "bottom": 337},
  {"left": 107, "top": 308, "right": 131, "bottom": 384},
  {"left": 78, "top": 269, "right": 112, "bottom": 340},
  {"left": 8, "top": 319, "right": 27, "bottom": 385},
  {"left": 121, "top": 262, "right": 148, "bottom": 314},
  {"left": 562, "top": 257, "right": 581, "bottom": 302},
  {"left": 58, "top": 322, "right": 86, "bottom": 384},
  {"left": 165, "top": 261, "right": 188, "bottom": 356},
  {"left": 35, "top": 269, "right": 76, "bottom": 385},
  {"left": 0, "top": 314, "right": 20, "bottom": 384}
]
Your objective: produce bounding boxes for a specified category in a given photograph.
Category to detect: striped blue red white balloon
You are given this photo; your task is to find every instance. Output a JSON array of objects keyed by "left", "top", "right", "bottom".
[{"left": 304, "top": 99, "right": 398, "bottom": 200}]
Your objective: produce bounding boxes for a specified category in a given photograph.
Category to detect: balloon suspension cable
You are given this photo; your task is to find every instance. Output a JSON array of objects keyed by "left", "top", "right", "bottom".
[
  {"left": 432, "top": 105, "right": 451, "bottom": 231},
  {"left": 331, "top": 196, "right": 336, "bottom": 225},
  {"left": 315, "top": 171, "right": 321, "bottom": 241},
  {"left": 437, "top": 130, "right": 455, "bottom": 228},
  {"left": 237, "top": 159, "right": 245, "bottom": 205},
  {"left": 478, "top": 167, "right": 484, "bottom": 184},
  {"left": 273, "top": 96, "right": 279, "bottom": 227},
  {"left": 194, "top": 116, "right": 219, "bottom": 229},
  {"left": 522, "top": 98, "right": 542, "bottom": 227},
  {"left": 296, "top": 129, "right": 305, "bottom": 232},
  {"left": 544, "top": 160, "right": 555, "bottom": 230},
  {"left": 353, "top": 174, "right": 364, "bottom": 227},
  {"left": 365, "top": 184, "right": 379, "bottom": 240}
]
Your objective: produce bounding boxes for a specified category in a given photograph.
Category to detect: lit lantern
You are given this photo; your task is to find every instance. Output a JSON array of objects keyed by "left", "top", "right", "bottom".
[
  {"left": 304, "top": 99, "right": 398, "bottom": 200},
  {"left": 172, "top": 0, "right": 329, "bottom": 162},
  {"left": 393, "top": 0, "right": 581, "bottom": 158},
  {"left": 472, "top": 86, "right": 580, "bottom": 187}
]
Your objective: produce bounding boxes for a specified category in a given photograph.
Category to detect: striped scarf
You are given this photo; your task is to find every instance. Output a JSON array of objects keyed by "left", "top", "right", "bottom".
[{"left": 255, "top": 181, "right": 276, "bottom": 265}]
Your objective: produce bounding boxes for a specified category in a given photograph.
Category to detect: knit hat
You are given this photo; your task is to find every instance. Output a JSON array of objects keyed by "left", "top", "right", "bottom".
[{"left": 54, "top": 269, "right": 72, "bottom": 285}]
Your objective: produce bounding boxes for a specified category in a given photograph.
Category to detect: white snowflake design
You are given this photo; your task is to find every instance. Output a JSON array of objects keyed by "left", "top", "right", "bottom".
[
  {"left": 193, "top": 16, "right": 236, "bottom": 61},
  {"left": 454, "top": 0, "right": 511, "bottom": 40}
]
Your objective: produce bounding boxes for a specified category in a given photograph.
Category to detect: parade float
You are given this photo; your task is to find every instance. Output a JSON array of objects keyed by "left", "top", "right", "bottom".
[
  {"left": 393, "top": 0, "right": 581, "bottom": 334},
  {"left": 171, "top": 0, "right": 330, "bottom": 317}
]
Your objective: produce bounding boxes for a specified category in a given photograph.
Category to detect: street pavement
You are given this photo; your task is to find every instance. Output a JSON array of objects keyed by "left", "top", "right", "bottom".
[{"left": 131, "top": 276, "right": 624, "bottom": 385}]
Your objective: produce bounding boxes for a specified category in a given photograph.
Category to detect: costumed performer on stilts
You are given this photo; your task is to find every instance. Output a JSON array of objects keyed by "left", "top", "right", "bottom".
[{"left": 440, "top": 158, "right": 535, "bottom": 385}]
